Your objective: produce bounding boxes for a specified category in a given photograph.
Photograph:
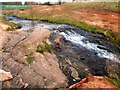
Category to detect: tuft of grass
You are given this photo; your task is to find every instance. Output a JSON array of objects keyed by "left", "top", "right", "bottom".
[
  {"left": 106, "top": 77, "right": 120, "bottom": 88},
  {"left": 36, "top": 43, "right": 52, "bottom": 54},
  {"left": 25, "top": 53, "right": 35, "bottom": 64}
]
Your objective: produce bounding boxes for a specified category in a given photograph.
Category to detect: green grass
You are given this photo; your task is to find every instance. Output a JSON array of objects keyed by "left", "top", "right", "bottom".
[
  {"left": 104, "top": 30, "right": 120, "bottom": 50},
  {"left": 0, "top": 16, "right": 22, "bottom": 31},
  {"left": 2, "top": 2, "right": 120, "bottom": 49},
  {"left": 6, "top": 13, "right": 120, "bottom": 50},
  {"left": 18, "top": 15, "right": 120, "bottom": 49},
  {"left": 106, "top": 77, "right": 120, "bottom": 88},
  {"left": 36, "top": 43, "right": 52, "bottom": 54},
  {"left": 0, "top": 5, "right": 32, "bottom": 10},
  {"left": 25, "top": 53, "right": 35, "bottom": 64}
]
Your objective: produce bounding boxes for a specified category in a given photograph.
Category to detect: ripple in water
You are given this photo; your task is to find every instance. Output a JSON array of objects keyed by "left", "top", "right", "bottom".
[
  {"left": 6, "top": 16, "right": 120, "bottom": 63},
  {"left": 60, "top": 30, "right": 120, "bottom": 63}
]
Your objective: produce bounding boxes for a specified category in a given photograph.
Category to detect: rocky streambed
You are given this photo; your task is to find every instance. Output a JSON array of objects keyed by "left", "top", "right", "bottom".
[
  {"left": 50, "top": 26, "right": 120, "bottom": 86},
  {"left": 2, "top": 16, "right": 120, "bottom": 88}
]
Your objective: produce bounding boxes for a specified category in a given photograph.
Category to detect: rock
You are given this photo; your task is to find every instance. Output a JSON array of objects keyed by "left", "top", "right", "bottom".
[
  {"left": 0, "top": 69, "right": 13, "bottom": 81},
  {"left": 69, "top": 76, "right": 117, "bottom": 89},
  {"left": 21, "top": 83, "right": 29, "bottom": 88},
  {"left": 0, "top": 22, "right": 10, "bottom": 31},
  {"left": 54, "top": 35, "right": 63, "bottom": 44},
  {"left": 69, "top": 67, "right": 80, "bottom": 80},
  {"left": 2, "top": 29, "right": 67, "bottom": 88}
]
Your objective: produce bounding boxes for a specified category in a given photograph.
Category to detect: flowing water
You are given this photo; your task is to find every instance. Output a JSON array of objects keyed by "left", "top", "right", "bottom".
[
  {"left": 6, "top": 16, "right": 120, "bottom": 80},
  {"left": 59, "top": 30, "right": 120, "bottom": 63},
  {"left": 6, "top": 16, "right": 120, "bottom": 63}
]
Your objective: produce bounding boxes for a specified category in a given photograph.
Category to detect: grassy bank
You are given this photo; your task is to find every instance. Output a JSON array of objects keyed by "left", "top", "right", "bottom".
[
  {"left": 0, "top": 16, "right": 22, "bottom": 31},
  {"left": 7, "top": 13, "right": 120, "bottom": 50}
]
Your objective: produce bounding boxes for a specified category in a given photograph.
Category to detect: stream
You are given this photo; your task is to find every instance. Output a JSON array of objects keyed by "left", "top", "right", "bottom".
[{"left": 6, "top": 16, "right": 120, "bottom": 85}]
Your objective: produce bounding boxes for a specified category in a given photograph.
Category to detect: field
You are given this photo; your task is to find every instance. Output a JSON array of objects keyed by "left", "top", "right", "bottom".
[
  {"left": 66, "top": 2, "right": 119, "bottom": 12},
  {"left": 0, "top": 5, "right": 32, "bottom": 10}
]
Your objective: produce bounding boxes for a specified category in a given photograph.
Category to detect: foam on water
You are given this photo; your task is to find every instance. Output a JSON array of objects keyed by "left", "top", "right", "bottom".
[{"left": 60, "top": 30, "right": 120, "bottom": 63}]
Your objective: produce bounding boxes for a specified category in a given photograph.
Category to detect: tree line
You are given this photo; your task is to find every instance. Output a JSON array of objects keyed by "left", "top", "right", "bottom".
[{"left": 1, "top": 1, "right": 66, "bottom": 5}]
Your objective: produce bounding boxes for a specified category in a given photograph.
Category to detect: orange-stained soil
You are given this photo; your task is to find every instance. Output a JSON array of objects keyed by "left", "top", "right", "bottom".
[
  {"left": 69, "top": 76, "right": 117, "bottom": 89},
  {"left": 19, "top": 5, "right": 119, "bottom": 32}
]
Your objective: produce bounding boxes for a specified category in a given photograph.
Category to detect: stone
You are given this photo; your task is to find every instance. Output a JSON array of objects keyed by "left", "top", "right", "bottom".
[
  {"left": 0, "top": 69, "right": 13, "bottom": 81},
  {"left": 69, "top": 67, "right": 80, "bottom": 80}
]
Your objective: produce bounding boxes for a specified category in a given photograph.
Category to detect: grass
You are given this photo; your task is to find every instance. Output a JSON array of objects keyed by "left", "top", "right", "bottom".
[
  {"left": 14, "top": 15, "right": 120, "bottom": 49},
  {"left": 36, "top": 42, "right": 52, "bottom": 54},
  {"left": 2, "top": 2, "right": 120, "bottom": 49},
  {"left": 106, "top": 77, "right": 120, "bottom": 88},
  {"left": 25, "top": 53, "right": 35, "bottom": 64},
  {"left": 0, "top": 5, "right": 32, "bottom": 10},
  {"left": 65, "top": 2, "right": 120, "bottom": 12},
  {"left": 104, "top": 30, "right": 120, "bottom": 50},
  {"left": 0, "top": 16, "right": 22, "bottom": 31},
  {"left": 1, "top": 3, "right": 120, "bottom": 87}
]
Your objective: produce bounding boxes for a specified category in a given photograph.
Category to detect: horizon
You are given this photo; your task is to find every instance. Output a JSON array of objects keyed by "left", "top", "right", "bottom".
[
  {"left": 0, "top": 0, "right": 73, "bottom": 5},
  {"left": 0, "top": 0, "right": 119, "bottom": 2}
]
